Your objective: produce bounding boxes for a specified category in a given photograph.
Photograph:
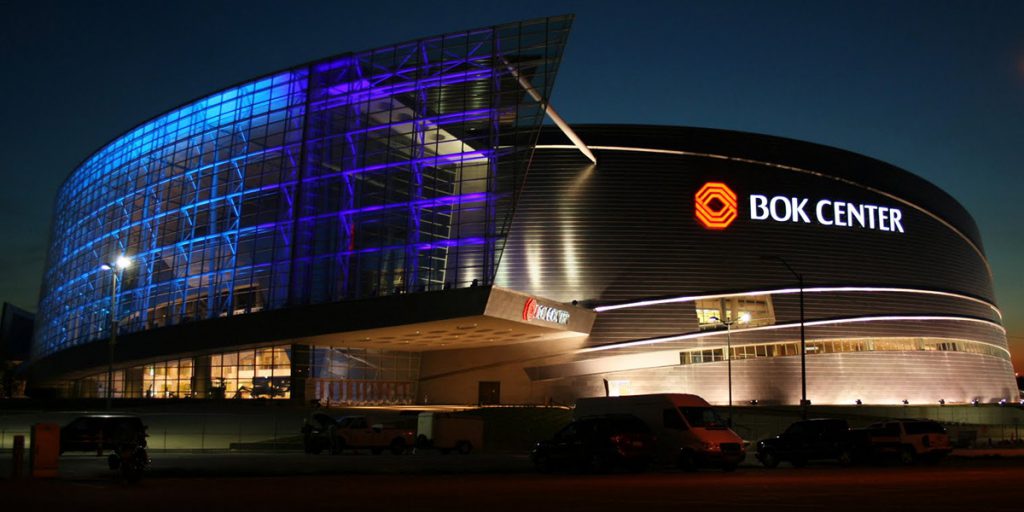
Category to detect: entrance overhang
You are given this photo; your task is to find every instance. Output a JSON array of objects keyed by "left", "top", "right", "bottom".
[
  {"left": 26, "top": 286, "right": 594, "bottom": 383},
  {"left": 300, "top": 286, "right": 595, "bottom": 351}
]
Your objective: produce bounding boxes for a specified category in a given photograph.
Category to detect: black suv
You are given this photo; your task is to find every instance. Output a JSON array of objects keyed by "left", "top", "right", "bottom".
[
  {"left": 60, "top": 415, "right": 148, "bottom": 454},
  {"left": 531, "top": 414, "right": 657, "bottom": 472},
  {"left": 756, "top": 418, "right": 852, "bottom": 468}
]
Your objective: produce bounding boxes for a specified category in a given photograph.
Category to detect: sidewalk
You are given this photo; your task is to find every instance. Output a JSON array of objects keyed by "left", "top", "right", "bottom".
[
  {"left": 951, "top": 448, "right": 1024, "bottom": 458},
  {"left": 1, "top": 451, "right": 535, "bottom": 480}
]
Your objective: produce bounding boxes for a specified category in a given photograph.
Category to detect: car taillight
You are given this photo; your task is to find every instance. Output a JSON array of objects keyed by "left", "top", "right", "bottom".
[{"left": 610, "top": 434, "right": 643, "bottom": 448}]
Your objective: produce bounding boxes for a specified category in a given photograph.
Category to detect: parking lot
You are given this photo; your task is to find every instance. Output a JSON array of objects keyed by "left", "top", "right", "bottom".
[{"left": 3, "top": 401, "right": 1023, "bottom": 511}]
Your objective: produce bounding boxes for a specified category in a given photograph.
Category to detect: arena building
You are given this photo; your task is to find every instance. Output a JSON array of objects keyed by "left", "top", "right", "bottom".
[{"left": 26, "top": 16, "right": 1017, "bottom": 406}]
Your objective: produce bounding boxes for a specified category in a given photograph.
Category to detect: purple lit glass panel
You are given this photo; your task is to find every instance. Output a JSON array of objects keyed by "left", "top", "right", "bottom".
[{"left": 34, "top": 16, "right": 572, "bottom": 359}]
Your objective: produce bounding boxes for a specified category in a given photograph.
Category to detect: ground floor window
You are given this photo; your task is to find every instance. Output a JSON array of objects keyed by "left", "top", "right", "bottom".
[
  {"left": 210, "top": 345, "right": 291, "bottom": 399},
  {"left": 142, "top": 358, "right": 193, "bottom": 398},
  {"left": 72, "top": 344, "right": 431, "bottom": 402},
  {"left": 73, "top": 344, "right": 292, "bottom": 400}
]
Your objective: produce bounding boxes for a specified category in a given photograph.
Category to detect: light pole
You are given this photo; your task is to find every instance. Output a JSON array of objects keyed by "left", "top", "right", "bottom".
[
  {"left": 761, "top": 255, "right": 808, "bottom": 419},
  {"left": 710, "top": 311, "right": 750, "bottom": 425},
  {"left": 101, "top": 255, "right": 132, "bottom": 410}
]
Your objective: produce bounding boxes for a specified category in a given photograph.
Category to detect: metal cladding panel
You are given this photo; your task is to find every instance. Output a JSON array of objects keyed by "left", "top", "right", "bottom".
[
  {"left": 497, "top": 126, "right": 1012, "bottom": 403},
  {"left": 498, "top": 144, "right": 994, "bottom": 304},
  {"left": 534, "top": 124, "right": 985, "bottom": 251},
  {"left": 585, "top": 318, "right": 1009, "bottom": 357},
  {"left": 584, "top": 292, "right": 1001, "bottom": 347},
  {"left": 34, "top": 16, "right": 573, "bottom": 362},
  {"left": 768, "top": 292, "right": 1000, "bottom": 326},
  {"left": 551, "top": 351, "right": 1016, "bottom": 406}
]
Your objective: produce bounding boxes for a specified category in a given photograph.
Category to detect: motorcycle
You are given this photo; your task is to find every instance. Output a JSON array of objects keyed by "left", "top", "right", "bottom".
[{"left": 108, "top": 442, "right": 150, "bottom": 482}]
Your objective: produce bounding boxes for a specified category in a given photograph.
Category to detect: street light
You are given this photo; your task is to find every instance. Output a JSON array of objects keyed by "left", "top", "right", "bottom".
[
  {"left": 709, "top": 311, "right": 751, "bottom": 425},
  {"left": 100, "top": 255, "right": 132, "bottom": 410},
  {"left": 760, "top": 255, "right": 808, "bottom": 419}
]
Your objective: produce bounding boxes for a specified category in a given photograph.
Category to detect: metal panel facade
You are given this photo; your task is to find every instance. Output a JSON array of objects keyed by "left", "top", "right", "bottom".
[{"left": 494, "top": 126, "right": 1014, "bottom": 404}]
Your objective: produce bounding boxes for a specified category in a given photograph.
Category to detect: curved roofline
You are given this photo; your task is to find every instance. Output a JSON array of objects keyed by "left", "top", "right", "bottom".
[{"left": 536, "top": 123, "right": 983, "bottom": 252}]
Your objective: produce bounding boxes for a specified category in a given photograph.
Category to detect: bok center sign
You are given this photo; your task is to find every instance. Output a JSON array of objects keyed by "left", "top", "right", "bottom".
[
  {"left": 695, "top": 182, "right": 905, "bottom": 234},
  {"left": 750, "top": 194, "right": 904, "bottom": 233}
]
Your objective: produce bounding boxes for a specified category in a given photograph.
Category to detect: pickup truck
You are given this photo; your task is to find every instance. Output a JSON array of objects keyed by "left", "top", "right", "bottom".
[
  {"left": 329, "top": 416, "right": 417, "bottom": 455},
  {"left": 853, "top": 419, "right": 952, "bottom": 465}
]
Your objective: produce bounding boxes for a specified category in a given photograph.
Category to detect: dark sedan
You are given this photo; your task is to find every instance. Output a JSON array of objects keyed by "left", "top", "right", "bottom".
[{"left": 531, "top": 414, "right": 656, "bottom": 473}]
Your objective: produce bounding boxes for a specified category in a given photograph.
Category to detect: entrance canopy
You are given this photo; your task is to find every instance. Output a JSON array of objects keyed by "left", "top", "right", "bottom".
[
  {"left": 299, "top": 286, "right": 595, "bottom": 351},
  {"left": 27, "top": 285, "right": 594, "bottom": 383}
]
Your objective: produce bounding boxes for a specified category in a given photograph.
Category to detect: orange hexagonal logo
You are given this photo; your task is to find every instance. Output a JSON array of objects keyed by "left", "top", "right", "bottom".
[{"left": 695, "top": 182, "right": 738, "bottom": 230}]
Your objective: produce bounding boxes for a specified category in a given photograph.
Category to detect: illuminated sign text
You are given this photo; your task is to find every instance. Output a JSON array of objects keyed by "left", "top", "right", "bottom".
[
  {"left": 749, "top": 194, "right": 904, "bottom": 233},
  {"left": 523, "top": 297, "right": 571, "bottom": 325}
]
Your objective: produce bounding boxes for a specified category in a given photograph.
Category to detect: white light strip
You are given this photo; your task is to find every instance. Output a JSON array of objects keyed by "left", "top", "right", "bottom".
[
  {"left": 577, "top": 315, "right": 1008, "bottom": 355},
  {"left": 593, "top": 286, "right": 1002, "bottom": 319},
  {"left": 535, "top": 144, "right": 993, "bottom": 278}
]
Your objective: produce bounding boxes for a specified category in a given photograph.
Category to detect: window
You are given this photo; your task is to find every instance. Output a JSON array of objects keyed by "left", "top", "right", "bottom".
[
  {"left": 695, "top": 295, "right": 776, "bottom": 330},
  {"left": 663, "top": 409, "right": 687, "bottom": 430}
]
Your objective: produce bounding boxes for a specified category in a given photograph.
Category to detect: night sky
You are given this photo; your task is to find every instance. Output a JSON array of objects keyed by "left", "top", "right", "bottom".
[{"left": 2, "top": 1, "right": 1022, "bottom": 369}]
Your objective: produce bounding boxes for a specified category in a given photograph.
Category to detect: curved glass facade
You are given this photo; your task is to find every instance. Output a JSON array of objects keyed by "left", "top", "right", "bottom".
[{"left": 35, "top": 17, "right": 572, "bottom": 359}]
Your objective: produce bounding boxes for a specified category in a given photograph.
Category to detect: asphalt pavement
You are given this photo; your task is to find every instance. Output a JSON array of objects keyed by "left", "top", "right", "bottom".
[
  {"left": 1, "top": 455, "right": 1022, "bottom": 512},
  {"left": 11, "top": 450, "right": 537, "bottom": 479},
  {"left": 4, "top": 447, "right": 1024, "bottom": 480}
]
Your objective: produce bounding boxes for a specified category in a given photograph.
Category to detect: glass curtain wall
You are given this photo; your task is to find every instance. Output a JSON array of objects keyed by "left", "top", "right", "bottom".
[
  {"left": 76, "top": 345, "right": 293, "bottom": 399},
  {"left": 74, "top": 344, "right": 433, "bottom": 403},
  {"left": 35, "top": 16, "right": 572, "bottom": 360},
  {"left": 308, "top": 347, "right": 422, "bottom": 405}
]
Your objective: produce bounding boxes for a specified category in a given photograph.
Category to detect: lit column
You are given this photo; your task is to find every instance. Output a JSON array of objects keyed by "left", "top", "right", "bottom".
[
  {"left": 761, "top": 255, "right": 808, "bottom": 419},
  {"left": 101, "top": 255, "right": 132, "bottom": 410},
  {"left": 711, "top": 312, "right": 751, "bottom": 425}
]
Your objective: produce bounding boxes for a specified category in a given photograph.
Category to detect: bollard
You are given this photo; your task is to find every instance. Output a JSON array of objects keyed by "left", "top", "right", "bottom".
[{"left": 11, "top": 435, "right": 25, "bottom": 478}]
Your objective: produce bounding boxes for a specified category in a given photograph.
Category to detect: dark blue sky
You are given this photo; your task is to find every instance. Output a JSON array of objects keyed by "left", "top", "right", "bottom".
[{"left": 2, "top": 0, "right": 1022, "bottom": 367}]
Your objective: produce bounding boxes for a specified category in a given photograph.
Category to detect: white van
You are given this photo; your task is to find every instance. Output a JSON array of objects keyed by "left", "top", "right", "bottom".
[{"left": 575, "top": 394, "right": 745, "bottom": 471}]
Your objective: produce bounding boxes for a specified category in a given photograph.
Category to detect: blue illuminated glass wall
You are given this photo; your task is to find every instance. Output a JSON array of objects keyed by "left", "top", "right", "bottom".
[{"left": 35, "top": 17, "right": 572, "bottom": 359}]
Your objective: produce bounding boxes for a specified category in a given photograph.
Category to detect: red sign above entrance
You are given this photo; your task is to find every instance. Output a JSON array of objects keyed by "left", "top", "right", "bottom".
[{"left": 523, "top": 297, "right": 571, "bottom": 325}]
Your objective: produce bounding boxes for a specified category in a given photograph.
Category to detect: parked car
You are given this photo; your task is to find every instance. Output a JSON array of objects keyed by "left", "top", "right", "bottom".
[
  {"left": 60, "top": 415, "right": 148, "bottom": 454},
  {"left": 531, "top": 414, "right": 657, "bottom": 473},
  {"left": 756, "top": 419, "right": 853, "bottom": 468},
  {"left": 859, "top": 419, "right": 952, "bottom": 465},
  {"left": 575, "top": 394, "right": 745, "bottom": 471},
  {"left": 333, "top": 416, "right": 416, "bottom": 454}
]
